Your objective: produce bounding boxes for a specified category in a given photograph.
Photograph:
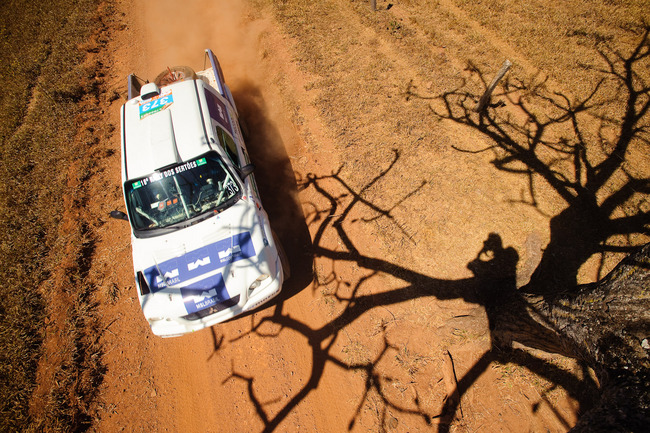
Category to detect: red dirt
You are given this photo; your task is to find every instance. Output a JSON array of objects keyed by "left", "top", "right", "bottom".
[{"left": 79, "top": 0, "right": 649, "bottom": 432}]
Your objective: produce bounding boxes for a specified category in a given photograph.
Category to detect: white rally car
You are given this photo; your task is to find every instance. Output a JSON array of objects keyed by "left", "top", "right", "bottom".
[{"left": 111, "top": 50, "right": 288, "bottom": 337}]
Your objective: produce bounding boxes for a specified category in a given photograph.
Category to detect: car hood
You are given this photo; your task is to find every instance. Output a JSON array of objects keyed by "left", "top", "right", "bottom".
[{"left": 130, "top": 198, "right": 276, "bottom": 317}]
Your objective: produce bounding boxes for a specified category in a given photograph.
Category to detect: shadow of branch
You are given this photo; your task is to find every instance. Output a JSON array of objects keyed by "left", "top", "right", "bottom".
[
  {"left": 220, "top": 29, "right": 650, "bottom": 432},
  {"left": 234, "top": 154, "right": 595, "bottom": 432},
  {"left": 427, "top": 27, "right": 650, "bottom": 296}
]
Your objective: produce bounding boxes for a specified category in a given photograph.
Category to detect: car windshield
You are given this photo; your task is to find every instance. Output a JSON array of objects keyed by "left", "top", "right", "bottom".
[{"left": 125, "top": 153, "right": 241, "bottom": 232}]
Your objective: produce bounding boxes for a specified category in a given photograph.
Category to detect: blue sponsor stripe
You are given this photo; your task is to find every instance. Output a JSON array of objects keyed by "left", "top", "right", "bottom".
[
  {"left": 143, "top": 232, "right": 256, "bottom": 293},
  {"left": 145, "top": 256, "right": 182, "bottom": 291},
  {"left": 184, "top": 245, "right": 215, "bottom": 281},
  {"left": 213, "top": 231, "right": 255, "bottom": 266}
]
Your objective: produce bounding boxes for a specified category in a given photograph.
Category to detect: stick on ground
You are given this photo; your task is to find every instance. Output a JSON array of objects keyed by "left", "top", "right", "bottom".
[{"left": 475, "top": 60, "right": 512, "bottom": 112}]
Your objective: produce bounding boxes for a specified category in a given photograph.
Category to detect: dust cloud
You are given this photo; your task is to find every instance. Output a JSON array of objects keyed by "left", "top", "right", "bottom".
[{"left": 140, "top": 0, "right": 266, "bottom": 86}]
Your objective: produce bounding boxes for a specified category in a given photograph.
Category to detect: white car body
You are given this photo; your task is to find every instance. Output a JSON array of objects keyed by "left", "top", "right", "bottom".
[{"left": 118, "top": 50, "right": 284, "bottom": 337}]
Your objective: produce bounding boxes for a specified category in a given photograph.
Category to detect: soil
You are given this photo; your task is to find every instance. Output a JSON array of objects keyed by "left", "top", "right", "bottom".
[{"left": 76, "top": 0, "right": 648, "bottom": 432}]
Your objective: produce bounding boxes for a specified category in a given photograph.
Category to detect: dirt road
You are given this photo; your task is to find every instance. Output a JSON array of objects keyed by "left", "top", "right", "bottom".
[
  {"left": 94, "top": 2, "right": 373, "bottom": 431},
  {"left": 86, "top": 0, "right": 649, "bottom": 431}
]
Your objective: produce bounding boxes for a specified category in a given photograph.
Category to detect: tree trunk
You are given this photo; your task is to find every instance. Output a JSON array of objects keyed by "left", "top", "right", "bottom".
[{"left": 494, "top": 243, "right": 650, "bottom": 431}]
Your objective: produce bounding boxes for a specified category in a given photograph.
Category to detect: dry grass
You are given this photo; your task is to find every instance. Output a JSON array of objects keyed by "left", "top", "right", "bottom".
[
  {"left": 258, "top": 0, "right": 649, "bottom": 272},
  {"left": 255, "top": 1, "right": 648, "bottom": 430},
  {"left": 0, "top": 0, "right": 112, "bottom": 431},
  {"left": 394, "top": 345, "right": 428, "bottom": 377},
  {"left": 342, "top": 340, "right": 372, "bottom": 367}
]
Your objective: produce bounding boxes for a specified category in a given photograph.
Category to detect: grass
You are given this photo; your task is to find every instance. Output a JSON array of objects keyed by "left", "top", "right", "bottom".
[
  {"left": 342, "top": 340, "right": 372, "bottom": 367},
  {"left": 0, "top": 0, "right": 109, "bottom": 430},
  {"left": 251, "top": 1, "right": 647, "bottom": 429},
  {"left": 394, "top": 345, "right": 427, "bottom": 377}
]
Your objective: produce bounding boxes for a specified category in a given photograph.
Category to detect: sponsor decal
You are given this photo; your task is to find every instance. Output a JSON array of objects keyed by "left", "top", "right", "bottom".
[
  {"left": 142, "top": 232, "right": 256, "bottom": 312},
  {"left": 181, "top": 273, "right": 230, "bottom": 314},
  {"left": 205, "top": 89, "right": 233, "bottom": 135},
  {"left": 255, "top": 212, "right": 269, "bottom": 247},
  {"left": 147, "top": 257, "right": 182, "bottom": 290},
  {"left": 148, "top": 160, "right": 198, "bottom": 183},
  {"left": 218, "top": 245, "right": 241, "bottom": 262},
  {"left": 131, "top": 159, "right": 202, "bottom": 192},
  {"left": 139, "top": 91, "right": 174, "bottom": 119},
  {"left": 155, "top": 268, "right": 180, "bottom": 286},
  {"left": 188, "top": 256, "right": 211, "bottom": 271}
]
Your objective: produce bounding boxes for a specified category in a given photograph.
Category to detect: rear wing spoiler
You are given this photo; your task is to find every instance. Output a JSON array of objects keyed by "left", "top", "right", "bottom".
[
  {"left": 125, "top": 50, "right": 235, "bottom": 109},
  {"left": 204, "top": 49, "right": 237, "bottom": 112}
]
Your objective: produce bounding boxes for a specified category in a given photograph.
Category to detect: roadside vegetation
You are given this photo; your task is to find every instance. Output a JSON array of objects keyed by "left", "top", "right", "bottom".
[{"left": 0, "top": 0, "right": 111, "bottom": 430}]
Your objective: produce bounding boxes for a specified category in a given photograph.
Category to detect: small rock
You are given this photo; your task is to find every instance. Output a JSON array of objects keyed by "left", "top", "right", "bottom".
[{"left": 642, "top": 338, "right": 649, "bottom": 349}]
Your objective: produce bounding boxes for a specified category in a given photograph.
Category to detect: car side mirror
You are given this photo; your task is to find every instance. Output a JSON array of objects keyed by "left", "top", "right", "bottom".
[
  {"left": 239, "top": 164, "right": 255, "bottom": 179},
  {"left": 109, "top": 210, "right": 129, "bottom": 221}
]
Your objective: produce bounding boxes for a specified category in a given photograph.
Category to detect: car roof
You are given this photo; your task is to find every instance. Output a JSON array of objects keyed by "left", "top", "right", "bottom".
[{"left": 122, "top": 79, "right": 212, "bottom": 180}]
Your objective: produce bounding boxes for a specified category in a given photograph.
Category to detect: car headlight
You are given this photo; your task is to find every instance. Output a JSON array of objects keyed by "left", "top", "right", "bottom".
[{"left": 248, "top": 274, "right": 270, "bottom": 294}]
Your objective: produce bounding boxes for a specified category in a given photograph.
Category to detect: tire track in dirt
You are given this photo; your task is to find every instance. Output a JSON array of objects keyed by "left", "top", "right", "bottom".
[
  {"left": 436, "top": 0, "right": 541, "bottom": 74},
  {"left": 384, "top": 0, "right": 582, "bottom": 106}
]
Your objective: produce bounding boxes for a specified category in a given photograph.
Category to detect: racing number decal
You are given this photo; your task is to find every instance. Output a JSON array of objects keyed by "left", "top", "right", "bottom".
[{"left": 139, "top": 92, "right": 174, "bottom": 119}]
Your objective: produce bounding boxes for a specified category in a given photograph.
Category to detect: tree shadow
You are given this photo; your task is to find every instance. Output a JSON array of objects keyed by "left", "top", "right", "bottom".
[
  {"left": 427, "top": 26, "right": 650, "bottom": 297},
  {"left": 218, "top": 29, "right": 648, "bottom": 432},
  {"left": 234, "top": 156, "right": 598, "bottom": 432}
]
